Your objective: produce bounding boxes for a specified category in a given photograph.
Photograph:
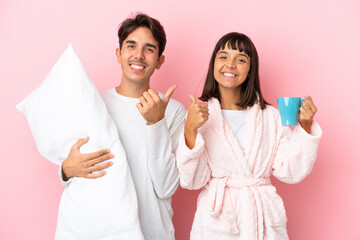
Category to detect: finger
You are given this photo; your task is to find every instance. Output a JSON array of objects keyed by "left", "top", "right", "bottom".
[
  {"left": 139, "top": 96, "right": 147, "bottom": 107},
  {"left": 202, "top": 116, "right": 209, "bottom": 123},
  {"left": 197, "top": 105, "right": 208, "bottom": 112},
  {"left": 143, "top": 91, "right": 154, "bottom": 104},
  {"left": 148, "top": 89, "right": 161, "bottom": 102},
  {"left": 83, "top": 149, "right": 110, "bottom": 160},
  {"left": 304, "top": 94, "right": 312, "bottom": 101},
  {"left": 299, "top": 107, "right": 307, "bottom": 119},
  {"left": 85, "top": 171, "right": 107, "bottom": 179},
  {"left": 303, "top": 101, "right": 312, "bottom": 113},
  {"left": 202, "top": 112, "right": 210, "bottom": 118},
  {"left": 88, "top": 161, "right": 113, "bottom": 173},
  {"left": 189, "top": 95, "right": 197, "bottom": 107},
  {"left": 197, "top": 103, "right": 208, "bottom": 108},
  {"left": 86, "top": 154, "right": 114, "bottom": 167},
  {"left": 303, "top": 94, "right": 314, "bottom": 106},
  {"left": 199, "top": 107, "right": 209, "bottom": 113},
  {"left": 136, "top": 102, "right": 143, "bottom": 112},
  {"left": 200, "top": 108, "right": 209, "bottom": 113},
  {"left": 305, "top": 98, "right": 317, "bottom": 113},
  {"left": 163, "top": 85, "right": 177, "bottom": 103},
  {"left": 74, "top": 137, "right": 89, "bottom": 151}
]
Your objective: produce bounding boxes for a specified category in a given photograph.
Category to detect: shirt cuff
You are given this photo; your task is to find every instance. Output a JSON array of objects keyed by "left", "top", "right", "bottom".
[
  {"left": 145, "top": 116, "right": 167, "bottom": 130},
  {"left": 58, "top": 160, "right": 72, "bottom": 188}
]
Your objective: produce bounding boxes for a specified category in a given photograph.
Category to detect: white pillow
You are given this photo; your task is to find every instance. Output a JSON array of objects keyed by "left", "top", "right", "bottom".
[{"left": 17, "top": 44, "right": 144, "bottom": 240}]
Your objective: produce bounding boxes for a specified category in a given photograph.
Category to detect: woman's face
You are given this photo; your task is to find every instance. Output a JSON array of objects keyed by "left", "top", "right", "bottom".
[{"left": 213, "top": 44, "right": 250, "bottom": 92}]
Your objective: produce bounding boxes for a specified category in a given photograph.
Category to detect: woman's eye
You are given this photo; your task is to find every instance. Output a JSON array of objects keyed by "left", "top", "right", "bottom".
[
  {"left": 219, "top": 56, "right": 227, "bottom": 59},
  {"left": 237, "top": 58, "right": 246, "bottom": 63}
]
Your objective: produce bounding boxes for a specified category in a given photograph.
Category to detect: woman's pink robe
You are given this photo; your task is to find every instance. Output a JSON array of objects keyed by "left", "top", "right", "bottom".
[{"left": 176, "top": 98, "right": 322, "bottom": 240}]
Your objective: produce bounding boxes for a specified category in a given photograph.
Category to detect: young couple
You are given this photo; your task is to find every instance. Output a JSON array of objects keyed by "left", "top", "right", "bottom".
[{"left": 60, "top": 13, "right": 322, "bottom": 240}]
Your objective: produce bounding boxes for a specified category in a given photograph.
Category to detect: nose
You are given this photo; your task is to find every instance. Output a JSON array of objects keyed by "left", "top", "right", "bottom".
[
  {"left": 225, "top": 58, "right": 236, "bottom": 69},
  {"left": 134, "top": 48, "right": 145, "bottom": 60}
]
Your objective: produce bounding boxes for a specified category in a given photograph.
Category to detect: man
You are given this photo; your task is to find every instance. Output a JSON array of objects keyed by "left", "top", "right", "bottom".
[{"left": 59, "top": 13, "right": 186, "bottom": 240}]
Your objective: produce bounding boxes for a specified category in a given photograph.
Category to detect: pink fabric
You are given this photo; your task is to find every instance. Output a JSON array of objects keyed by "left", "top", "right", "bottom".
[{"left": 176, "top": 98, "right": 322, "bottom": 240}]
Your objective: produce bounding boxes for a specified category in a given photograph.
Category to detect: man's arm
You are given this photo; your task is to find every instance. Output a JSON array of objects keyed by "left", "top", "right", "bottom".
[
  {"left": 145, "top": 105, "right": 186, "bottom": 198},
  {"left": 136, "top": 85, "right": 186, "bottom": 198},
  {"left": 59, "top": 137, "right": 114, "bottom": 185}
]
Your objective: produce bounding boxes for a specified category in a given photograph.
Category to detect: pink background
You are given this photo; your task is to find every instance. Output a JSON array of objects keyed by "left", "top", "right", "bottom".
[{"left": 1, "top": 0, "right": 359, "bottom": 239}]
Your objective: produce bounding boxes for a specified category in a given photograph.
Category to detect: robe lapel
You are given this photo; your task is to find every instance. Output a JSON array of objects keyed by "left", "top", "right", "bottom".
[
  {"left": 245, "top": 102, "right": 264, "bottom": 175},
  {"left": 209, "top": 98, "right": 253, "bottom": 177}
]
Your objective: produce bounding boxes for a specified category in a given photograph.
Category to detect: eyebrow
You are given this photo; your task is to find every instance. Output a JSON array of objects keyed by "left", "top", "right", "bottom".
[
  {"left": 125, "top": 40, "right": 157, "bottom": 49},
  {"left": 146, "top": 43, "right": 156, "bottom": 49},
  {"left": 125, "top": 40, "right": 136, "bottom": 44},
  {"left": 218, "top": 50, "right": 249, "bottom": 60}
]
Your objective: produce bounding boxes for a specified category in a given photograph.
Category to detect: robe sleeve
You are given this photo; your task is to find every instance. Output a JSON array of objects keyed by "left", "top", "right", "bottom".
[
  {"left": 272, "top": 111, "right": 323, "bottom": 184},
  {"left": 176, "top": 129, "right": 211, "bottom": 190}
]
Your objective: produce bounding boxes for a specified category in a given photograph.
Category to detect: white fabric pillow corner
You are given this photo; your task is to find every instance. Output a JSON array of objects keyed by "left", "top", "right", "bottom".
[{"left": 17, "top": 44, "right": 144, "bottom": 240}]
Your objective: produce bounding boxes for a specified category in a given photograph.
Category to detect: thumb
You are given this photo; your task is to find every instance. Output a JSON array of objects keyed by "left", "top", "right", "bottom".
[
  {"left": 74, "top": 137, "right": 89, "bottom": 151},
  {"left": 189, "top": 95, "right": 197, "bottom": 106},
  {"left": 163, "top": 85, "right": 177, "bottom": 103}
]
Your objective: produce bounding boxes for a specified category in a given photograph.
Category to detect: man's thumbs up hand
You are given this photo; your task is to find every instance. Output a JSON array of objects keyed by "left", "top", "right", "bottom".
[{"left": 136, "top": 85, "right": 177, "bottom": 125}]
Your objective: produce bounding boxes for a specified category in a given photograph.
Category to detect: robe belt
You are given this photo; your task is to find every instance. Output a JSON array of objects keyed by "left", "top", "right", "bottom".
[
  {"left": 208, "top": 177, "right": 271, "bottom": 217},
  {"left": 207, "top": 177, "right": 271, "bottom": 236}
]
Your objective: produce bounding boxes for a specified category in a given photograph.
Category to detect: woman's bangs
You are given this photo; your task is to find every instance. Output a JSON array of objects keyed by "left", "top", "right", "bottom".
[{"left": 220, "top": 36, "right": 252, "bottom": 57}]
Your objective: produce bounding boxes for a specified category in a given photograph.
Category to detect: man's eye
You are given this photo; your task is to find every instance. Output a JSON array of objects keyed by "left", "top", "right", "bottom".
[
  {"left": 219, "top": 56, "right": 227, "bottom": 59},
  {"left": 128, "top": 45, "right": 135, "bottom": 48},
  {"left": 146, "top": 48, "right": 154, "bottom": 52}
]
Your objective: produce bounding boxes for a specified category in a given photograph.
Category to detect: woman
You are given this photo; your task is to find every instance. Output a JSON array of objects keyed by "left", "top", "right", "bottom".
[{"left": 176, "top": 32, "right": 322, "bottom": 240}]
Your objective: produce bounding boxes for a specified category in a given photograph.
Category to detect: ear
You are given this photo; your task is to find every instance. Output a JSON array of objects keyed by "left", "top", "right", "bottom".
[
  {"left": 116, "top": 48, "right": 121, "bottom": 64},
  {"left": 156, "top": 55, "right": 165, "bottom": 70}
]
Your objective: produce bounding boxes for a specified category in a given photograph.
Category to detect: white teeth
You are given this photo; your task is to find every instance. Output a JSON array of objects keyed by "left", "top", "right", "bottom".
[
  {"left": 131, "top": 64, "right": 145, "bottom": 69},
  {"left": 223, "top": 73, "right": 235, "bottom": 77}
]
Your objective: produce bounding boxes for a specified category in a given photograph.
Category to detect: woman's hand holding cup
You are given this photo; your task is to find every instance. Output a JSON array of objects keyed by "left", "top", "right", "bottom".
[{"left": 299, "top": 95, "right": 317, "bottom": 134}]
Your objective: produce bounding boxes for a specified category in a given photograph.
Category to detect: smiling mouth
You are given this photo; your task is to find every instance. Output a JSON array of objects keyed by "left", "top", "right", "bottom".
[
  {"left": 130, "top": 64, "right": 146, "bottom": 70},
  {"left": 222, "top": 72, "right": 237, "bottom": 78}
]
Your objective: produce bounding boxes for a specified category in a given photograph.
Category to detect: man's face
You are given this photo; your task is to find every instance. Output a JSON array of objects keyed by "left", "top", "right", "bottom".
[{"left": 116, "top": 27, "right": 165, "bottom": 86}]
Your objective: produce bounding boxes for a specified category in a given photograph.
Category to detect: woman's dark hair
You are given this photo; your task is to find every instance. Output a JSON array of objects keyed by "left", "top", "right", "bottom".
[
  {"left": 199, "top": 32, "right": 268, "bottom": 109},
  {"left": 118, "top": 13, "right": 166, "bottom": 58}
]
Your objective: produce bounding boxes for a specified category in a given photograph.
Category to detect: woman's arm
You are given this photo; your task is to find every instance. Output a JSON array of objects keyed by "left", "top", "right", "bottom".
[
  {"left": 272, "top": 96, "right": 322, "bottom": 183},
  {"left": 176, "top": 130, "right": 212, "bottom": 190},
  {"left": 176, "top": 95, "right": 211, "bottom": 190}
]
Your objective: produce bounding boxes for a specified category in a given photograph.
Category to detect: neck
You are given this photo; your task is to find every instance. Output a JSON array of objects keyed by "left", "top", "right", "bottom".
[
  {"left": 115, "top": 78, "right": 150, "bottom": 98},
  {"left": 219, "top": 87, "right": 246, "bottom": 110}
]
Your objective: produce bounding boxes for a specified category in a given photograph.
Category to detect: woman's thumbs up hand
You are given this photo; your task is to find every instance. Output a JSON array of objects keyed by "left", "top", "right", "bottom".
[{"left": 184, "top": 95, "right": 209, "bottom": 149}]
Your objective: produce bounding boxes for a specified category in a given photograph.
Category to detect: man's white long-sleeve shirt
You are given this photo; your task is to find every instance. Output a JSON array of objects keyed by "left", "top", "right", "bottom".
[{"left": 60, "top": 87, "right": 186, "bottom": 240}]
